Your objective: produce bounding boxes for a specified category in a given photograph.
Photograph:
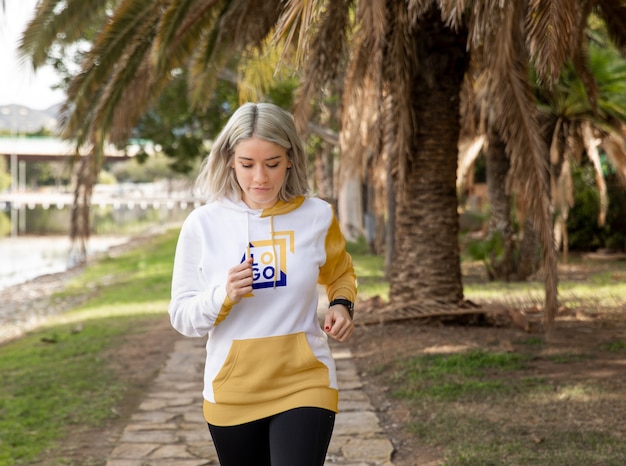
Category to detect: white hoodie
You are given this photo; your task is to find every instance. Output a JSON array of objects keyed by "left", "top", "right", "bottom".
[{"left": 168, "top": 195, "right": 357, "bottom": 426}]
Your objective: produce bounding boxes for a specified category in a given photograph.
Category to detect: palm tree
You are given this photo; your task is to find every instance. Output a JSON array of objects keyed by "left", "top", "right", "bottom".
[
  {"left": 19, "top": 0, "right": 626, "bottom": 330},
  {"left": 538, "top": 43, "right": 626, "bottom": 263},
  {"left": 460, "top": 38, "right": 626, "bottom": 276}
]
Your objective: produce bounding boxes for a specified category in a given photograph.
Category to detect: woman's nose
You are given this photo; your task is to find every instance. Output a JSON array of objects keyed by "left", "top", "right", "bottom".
[{"left": 253, "top": 166, "right": 268, "bottom": 182}]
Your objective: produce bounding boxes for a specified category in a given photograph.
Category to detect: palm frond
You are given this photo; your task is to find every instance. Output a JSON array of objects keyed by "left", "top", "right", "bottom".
[
  {"left": 293, "top": 0, "right": 352, "bottom": 132},
  {"left": 19, "top": 0, "right": 108, "bottom": 68},
  {"left": 591, "top": 45, "right": 626, "bottom": 124},
  {"left": 601, "top": 131, "right": 626, "bottom": 185},
  {"left": 339, "top": 74, "right": 383, "bottom": 185},
  {"left": 97, "top": 40, "right": 166, "bottom": 144},
  {"left": 552, "top": 156, "right": 573, "bottom": 252},
  {"left": 338, "top": 0, "right": 385, "bottom": 181},
  {"left": 338, "top": 0, "right": 398, "bottom": 189},
  {"left": 237, "top": 42, "right": 295, "bottom": 104},
  {"left": 567, "top": 121, "right": 585, "bottom": 163},
  {"left": 595, "top": 0, "right": 626, "bottom": 55},
  {"left": 459, "top": 57, "right": 490, "bottom": 142},
  {"left": 581, "top": 122, "right": 608, "bottom": 226},
  {"left": 187, "top": 0, "right": 282, "bottom": 108},
  {"left": 273, "top": 0, "right": 325, "bottom": 68},
  {"left": 155, "top": 0, "right": 221, "bottom": 73},
  {"left": 407, "top": 0, "right": 434, "bottom": 22},
  {"left": 208, "top": 0, "right": 283, "bottom": 54},
  {"left": 539, "top": 41, "right": 626, "bottom": 139},
  {"left": 437, "top": 0, "right": 469, "bottom": 30},
  {"left": 383, "top": 1, "right": 418, "bottom": 197},
  {"left": 60, "top": 0, "right": 160, "bottom": 146},
  {"left": 467, "top": 0, "right": 505, "bottom": 50},
  {"left": 187, "top": 31, "right": 232, "bottom": 108},
  {"left": 549, "top": 117, "right": 563, "bottom": 165},
  {"left": 457, "top": 135, "right": 486, "bottom": 194},
  {"left": 343, "top": 0, "right": 385, "bottom": 98},
  {"left": 570, "top": 0, "right": 599, "bottom": 112},
  {"left": 484, "top": 0, "right": 558, "bottom": 325},
  {"left": 526, "top": 0, "right": 578, "bottom": 86}
]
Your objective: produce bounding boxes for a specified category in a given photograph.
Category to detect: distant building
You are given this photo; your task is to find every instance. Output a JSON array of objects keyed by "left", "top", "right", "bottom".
[
  {"left": 0, "top": 136, "right": 135, "bottom": 163},
  {"left": 0, "top": 104, "right": 59, "bottom": 134}
]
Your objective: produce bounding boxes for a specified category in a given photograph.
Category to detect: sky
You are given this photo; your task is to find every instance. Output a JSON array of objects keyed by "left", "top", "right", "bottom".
[{"left": 0, "top": 0, "right": 66, "bottom": 110}]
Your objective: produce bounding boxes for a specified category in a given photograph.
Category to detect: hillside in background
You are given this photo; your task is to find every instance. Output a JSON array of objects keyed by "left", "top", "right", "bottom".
[{"left": 0, "top": 103, "right": 61, "bottom": 134}]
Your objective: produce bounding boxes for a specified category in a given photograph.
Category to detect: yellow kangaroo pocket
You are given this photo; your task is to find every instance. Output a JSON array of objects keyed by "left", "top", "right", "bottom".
[{"left": 212, "top": 332, "right": 330, "bottom": 405}]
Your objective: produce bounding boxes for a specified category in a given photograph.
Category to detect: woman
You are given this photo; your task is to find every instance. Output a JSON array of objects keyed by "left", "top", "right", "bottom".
[{"left": 168, "top": 102, "right": 357, "bottom": 465}]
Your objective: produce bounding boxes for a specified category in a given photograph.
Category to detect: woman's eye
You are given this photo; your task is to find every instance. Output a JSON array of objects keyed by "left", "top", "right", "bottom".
[
  {"left": 241, "top": 164, "right": 253, "bottom": 168},
  {"left": 267, "top": 163, "right": 279, "bottom": 168}
]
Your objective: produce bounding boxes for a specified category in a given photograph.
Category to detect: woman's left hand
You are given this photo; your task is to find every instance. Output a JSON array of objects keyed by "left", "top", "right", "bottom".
[{"left": 324, "top": 305, "right": 354, "bottom": 342}]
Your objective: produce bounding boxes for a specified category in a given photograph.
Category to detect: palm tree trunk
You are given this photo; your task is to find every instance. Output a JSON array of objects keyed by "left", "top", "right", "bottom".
[
  {"left": 69, "top": 152, "right": 101, "bottom": 265},
  {"left": 313, "top": 97, "right": 336, "bottom": 202},
  {"left": 69, "top": 157, "right": 93, "bottom": 265},
  {"left": 385, "top": 133, "right": 395, "bottom": 280},
  {"left": 314, "top": 144, "right": 333, "bottom": 200},
  {"left": 486, "top": 129, "right": 516, "bottom": 281},
  {"left": 388, "top": 10, "right": 468, "bottom": 310},
  {"left": 516, "top": 218, "right": 541, "bottom": 279},
  {"left": 338, "top": 174, "right": 363, "bottom": 241}
]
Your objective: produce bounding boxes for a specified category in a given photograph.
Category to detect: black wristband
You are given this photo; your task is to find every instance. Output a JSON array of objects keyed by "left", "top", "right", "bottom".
[{"left": 329, "top": 298, "right": 354, "bottom": 320}]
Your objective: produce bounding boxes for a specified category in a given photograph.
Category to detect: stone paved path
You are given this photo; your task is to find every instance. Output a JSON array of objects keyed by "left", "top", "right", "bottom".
[{"left": 105, "top": 336, "right": 395, "bottom": 466}]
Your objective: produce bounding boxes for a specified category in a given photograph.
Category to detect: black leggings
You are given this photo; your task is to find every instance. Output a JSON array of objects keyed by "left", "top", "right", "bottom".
[{"left": 207, "top": 407, "right": 335, "bottom": 466}]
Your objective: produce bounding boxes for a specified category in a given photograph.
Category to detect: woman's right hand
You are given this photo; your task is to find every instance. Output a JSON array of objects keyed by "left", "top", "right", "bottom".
[{"left": 226, "top": 257, "right": 253, "bottom": 303}]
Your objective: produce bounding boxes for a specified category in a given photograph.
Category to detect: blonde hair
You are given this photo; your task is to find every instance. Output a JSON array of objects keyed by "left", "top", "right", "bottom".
[{"left": 195, "top": 102, "right": 310, "bottom": 201}]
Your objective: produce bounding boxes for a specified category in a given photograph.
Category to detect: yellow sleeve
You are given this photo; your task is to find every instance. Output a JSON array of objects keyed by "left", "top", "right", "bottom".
[{"left": 318, "top": 213, "right": 357, "bottom": 302}]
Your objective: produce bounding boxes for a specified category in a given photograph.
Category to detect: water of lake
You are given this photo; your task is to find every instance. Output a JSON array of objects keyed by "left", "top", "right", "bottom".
[{"left": 0, "top": 235, "right": 129, "bottom": 291}]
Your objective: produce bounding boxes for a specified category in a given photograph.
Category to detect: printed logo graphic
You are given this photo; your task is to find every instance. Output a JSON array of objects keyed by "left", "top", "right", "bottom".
[{"left": 241, "top": 231, "right": 294, "bottom": 290}]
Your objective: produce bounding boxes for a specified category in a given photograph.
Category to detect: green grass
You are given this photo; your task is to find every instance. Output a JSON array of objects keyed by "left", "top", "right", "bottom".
[
  {"left": 0, "top": 230, "right": 179, "bottom": 465},
  {"left": 601, "top": 340, "right": 626, "bottom": 352},
  {"left": 347, "top": 237, "right": 388, "bottom": 300},
  {"left": 392, "top": 350, "right": 530, "bottom": 401},
  {"left": 58, "top": 231, "right": 178, "bottom": 310},
  {"left": 0, "top": 316, "right": 158, "bottom": 465},
  {"left": 514, "top": 336, "right": 544, "bottom": 346},
  {"left": 349, "top": 244, "right": 626, "bottom": 313},
  {"left": 462, "top": 255, "right": 626, "bottom": 312}
]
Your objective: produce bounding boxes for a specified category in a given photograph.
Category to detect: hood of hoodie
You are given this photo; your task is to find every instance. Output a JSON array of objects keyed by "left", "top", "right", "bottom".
[{"left": 217, "top": 195, "right": 305, "bottom": 217}]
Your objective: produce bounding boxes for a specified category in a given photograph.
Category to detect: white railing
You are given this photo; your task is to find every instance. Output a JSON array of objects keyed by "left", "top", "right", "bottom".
[{"left": 0, "top": 191, "right": 204, "bottom": 210}]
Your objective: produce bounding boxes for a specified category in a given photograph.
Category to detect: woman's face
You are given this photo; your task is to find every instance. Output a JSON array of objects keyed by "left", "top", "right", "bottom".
[{"left": 231, "top": 137, "right": 291, "bottom": 210}]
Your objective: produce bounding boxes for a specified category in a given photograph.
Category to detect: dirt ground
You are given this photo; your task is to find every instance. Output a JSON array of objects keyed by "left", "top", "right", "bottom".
[
  {"left": 346, "top": 257, "right": 626, "bottom": 465},
  {"left": 349, "top": 316, "right": 626, "bottom": 465}
]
